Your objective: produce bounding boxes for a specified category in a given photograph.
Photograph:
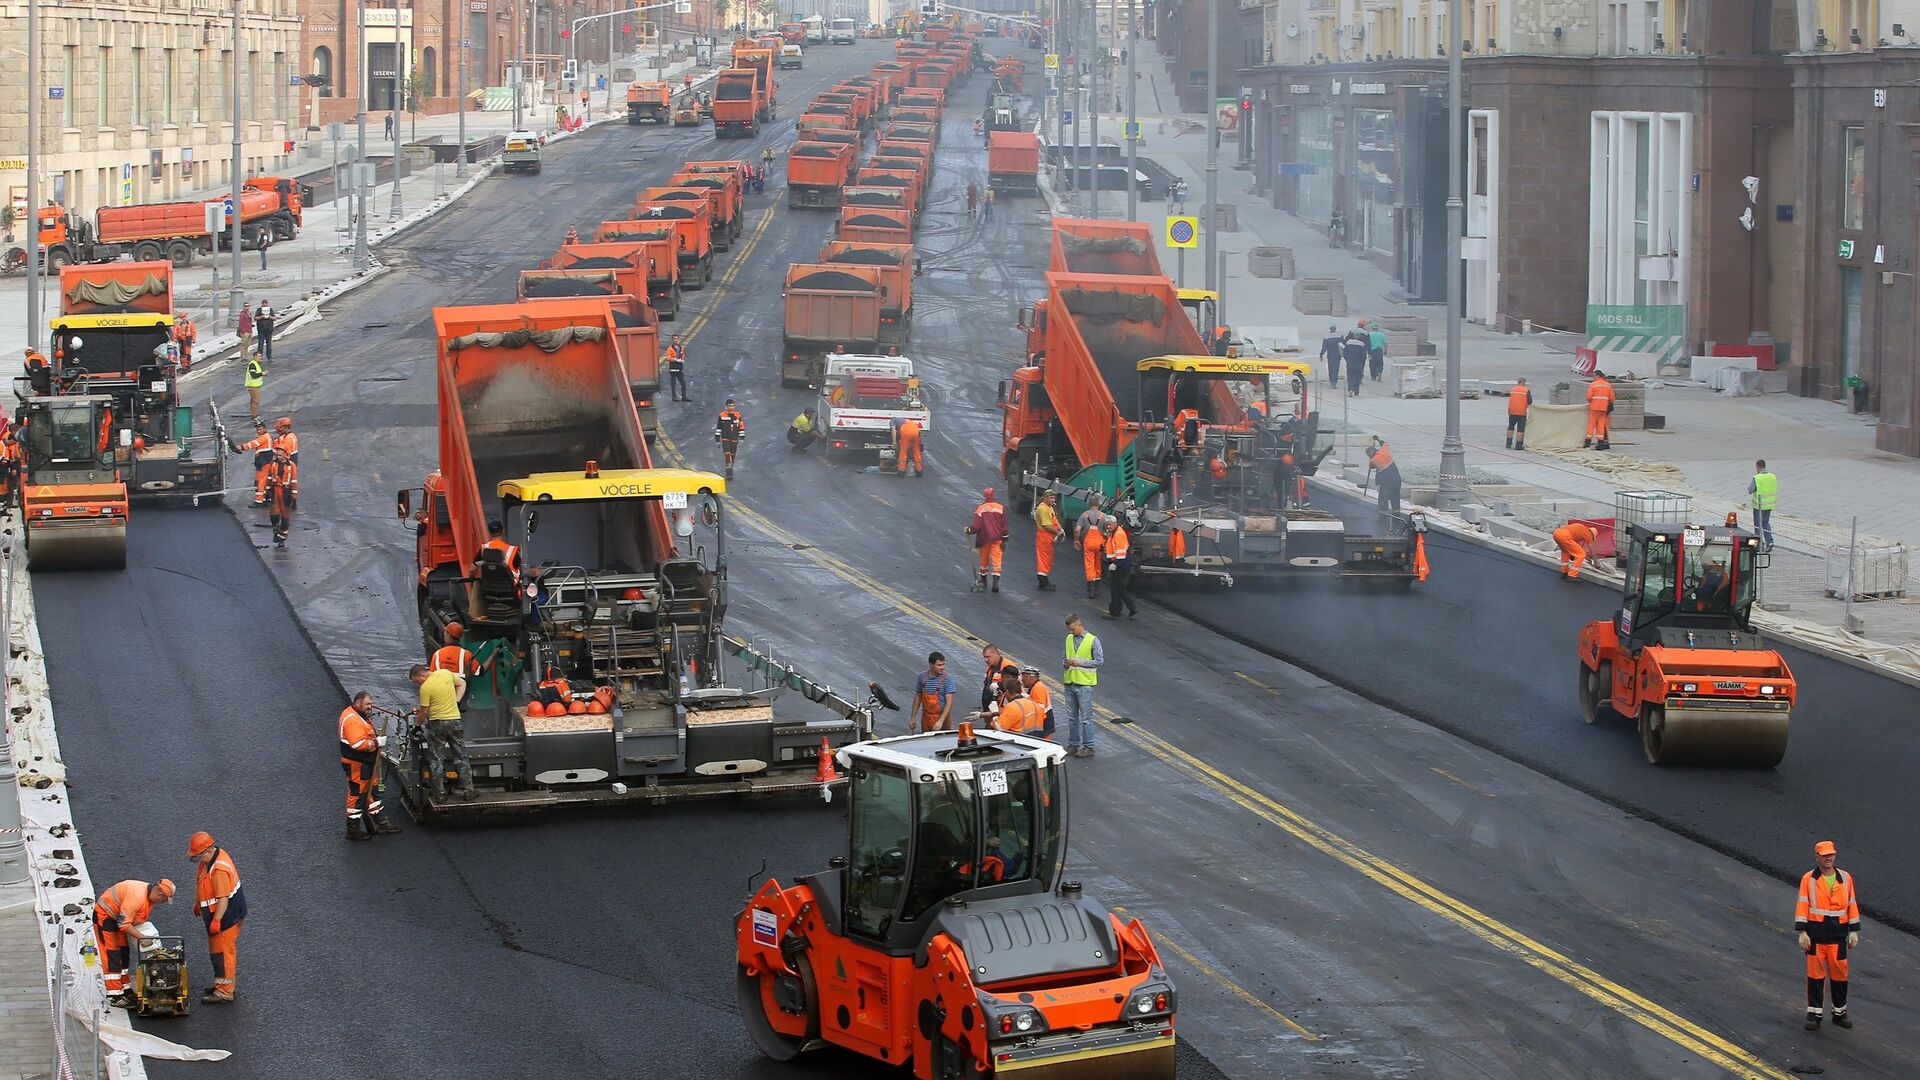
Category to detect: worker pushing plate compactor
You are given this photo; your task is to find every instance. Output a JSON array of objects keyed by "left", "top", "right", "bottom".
[
  {"left": 17, "top": 261, "right": 227, "bottom": 572},
  {"left": 1004, "top": 219, "right": 1423, "bottom": 587},
  {"left": 392, "top": 296, "right": 876, "bottom": 817}
]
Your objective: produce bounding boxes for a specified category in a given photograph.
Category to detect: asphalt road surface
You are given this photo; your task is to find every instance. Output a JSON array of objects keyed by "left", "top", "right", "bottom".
[{"left": 32, "top": 36, "right": 1920, "bottom": 1080}]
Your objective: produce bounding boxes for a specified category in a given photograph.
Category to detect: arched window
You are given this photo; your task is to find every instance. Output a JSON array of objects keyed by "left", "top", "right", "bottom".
[
  {"left": 420, "top": 46, "right": 437, "bottom": 98},
  {"left": 311, "top": 45, "right": 333, "bottom": 98}
]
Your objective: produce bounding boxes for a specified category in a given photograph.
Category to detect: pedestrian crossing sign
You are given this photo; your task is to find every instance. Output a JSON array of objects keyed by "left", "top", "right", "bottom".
[{"left": 1166, "top": 215, "right": 1199, "bottom": 249}]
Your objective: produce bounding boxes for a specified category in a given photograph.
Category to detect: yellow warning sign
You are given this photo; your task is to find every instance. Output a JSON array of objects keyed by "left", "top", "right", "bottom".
[
  {"left": 1043, "top": 53, "right": 1060, "bottom": 69},
  {"left": 1165, "top": 215, "right": 1199, "bottom": 249}
]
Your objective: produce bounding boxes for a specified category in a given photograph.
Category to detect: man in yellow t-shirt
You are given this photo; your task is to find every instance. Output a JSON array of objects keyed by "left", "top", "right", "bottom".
[
  {"left": 410, "top": 664, "right": 473, "bottom": 801},
  {"left": 1033, "top": 491, "right": 1062, "bottom": 592}
]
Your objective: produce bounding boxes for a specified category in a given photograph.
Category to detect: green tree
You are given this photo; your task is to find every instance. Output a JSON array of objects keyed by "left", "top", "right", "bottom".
[
  {"left": 712, "top": 0, "right": 734, "bottom": 31},
  {"left": 405, "top": 67, "right": 429, "bottom": 113}
]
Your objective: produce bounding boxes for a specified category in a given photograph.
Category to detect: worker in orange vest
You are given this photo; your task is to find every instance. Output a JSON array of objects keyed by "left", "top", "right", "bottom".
[
  {"left": 1366, "top": 436, "right": 1402, "bottom": 516},
  {"left": 966, "top": 486, "right": 1009, "bottom": 593},
  {"left": 93, "top": 879, "right": 175, "bottom": 1004},
  {"left": 264, "top": 447, "right": 296, "bottom": 549},
  {"left": 1102, "top": 516, "right": 1137, "bottom": 619},
  {"left": 229, "top": 418, "right": 274, "bottom": 505},
  {"left": 564, "top": 224, "right": 580, "bottom": 246},
  {"left": 1032, "top": 490, "right": 1062, "bottom": 591},
  {"left": 339, "top": 690, "right": 401, "bottom": 840},
  {"left": 430, "top": 623, "right": 479, "bottom": 679},
  {"left": 893, "top": 415, "right": 925, "bottom": 476},
  {"left": 1552, "top": 520, "right": 1598, "bottom": 580},
  {"left": 187, "top": 832, "right": 246, "bottom": 1003},
  {"left": 715, "top": 398, "right": 745, "bottom": 480},
  {"left": 270, "top": 416, "right": 299, "bottom": 503},
  {"left": 1018, "top": 666, "right": 1055, "bottom": 739},
  {"left": 1506, "top": 377, "right": 1531, "bottom": 450},
  {"left": 1584, "top": 371, "right": 1615, "bottom": 450},
  {"left": 1798, "top": 839, "right": 1862, "bottom": 1030},
  {"left": 1081, "top": 513, "right": 1106, "bottom": 598},
  {"left": 1172, "top": 407, "right": 1202, "bottom": 453},
  {"left": 480, "top": 520, "right": 522, "bottom": 584}
]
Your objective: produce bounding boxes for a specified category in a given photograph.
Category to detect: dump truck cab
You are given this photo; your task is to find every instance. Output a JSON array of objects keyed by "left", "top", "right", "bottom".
[
  {"left": 1578, "top": 520, "right": 1793, "bottom": 766},
  {"left": 1177, "top": 288, "right": 1219, "bottom": 336},
  {"left": 16, "top": 394, "right": 130, "bottom": 571},
  {"left": 737, "top": 725, "right": 1177, "bottom": 1080}
]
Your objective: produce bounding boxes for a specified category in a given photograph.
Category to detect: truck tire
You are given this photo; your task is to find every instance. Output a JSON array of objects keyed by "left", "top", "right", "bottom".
[
  {"left": 45, "top": 248, "right": 70, "bottom": 270},
  {"left": 133, "top": 241, "right": 163, "bottom": 262},
  {"left": 166, "top": 240, "right": 195, "bottom": 267}
]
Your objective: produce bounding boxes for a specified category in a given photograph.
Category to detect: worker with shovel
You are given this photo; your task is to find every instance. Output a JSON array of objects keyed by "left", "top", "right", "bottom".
[{"left": 339, "top": 691, "right": 403, "bottom": 838}]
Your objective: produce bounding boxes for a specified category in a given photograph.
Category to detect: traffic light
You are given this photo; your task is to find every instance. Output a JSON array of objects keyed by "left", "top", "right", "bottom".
[
  {"left": 560, "top": 28, "right": 571, "bottom": 38},
  {"left": 283, "top": 140, "right": 295, "bottom": 153},
  {"left": 1239, "top": 92, "right": 1252, "bottom": 112},
  {"left": 623, "top": 23, "right": 632, "bottom": 33}
]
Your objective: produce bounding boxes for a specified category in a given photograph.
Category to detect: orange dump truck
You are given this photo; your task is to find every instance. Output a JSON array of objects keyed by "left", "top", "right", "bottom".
[
  {"left": 801, "top": 128, "right": 862, "bottom": 157},
  {"left": 782, "top": 263, "right": 887, "bottom": 387},
  {"left": 519, "top": 294, "right": 662, "bottom": 438},
  {"left": 797, "top": 108, "right": 857, "bottom": 138},
  {"left": 789, "top": 143, "right": 859, "bottom": 209},
  {"left": 855, "top": 164, "right": 924, "bottom": 219},
  {"left": 1050, "top": 217, "right": 1167, "bottom": 276},
  {"left": 841, "top": 187, "right": 911, "bottom": 216},
  {"left": 589, "top": 224, "right": 684, "bottom": 318},
  {"left": 820, "top": 240, "right": 914, "bottom": 345},
  {"left": 836, "top": 205, "right": 914, "bottom": 245},
  {"left": 713, "top": 67, "right": 765, "bottom": 137},
  {"left": 989, "top": 131, "right": 1042, "bottom": 195},
  {"left": 634, "top": 197, "right": 716, "bottom": 286},
  {"left": 814, "top": 91, "right": 871, "bottom": 128},
  {"left": 670, "top": 170, "right": 745, "bottom": 246},
  {"left": 628, "top": 81, "right": 673, "bottom": 123},
  {"left": 642, "top": 185, "right": 731, "bottom": 254}
]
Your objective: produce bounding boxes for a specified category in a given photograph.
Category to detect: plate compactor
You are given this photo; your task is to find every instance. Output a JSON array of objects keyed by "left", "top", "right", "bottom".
[
  {"left": 737, "top": 725, "right": 1177, "bottom": 1079},
  {"left": 130, "top": 935, "right": 193, "bottom": 1017}
]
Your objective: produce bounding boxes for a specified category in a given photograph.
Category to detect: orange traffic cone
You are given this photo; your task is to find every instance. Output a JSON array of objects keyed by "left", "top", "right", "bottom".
[
  {"left": 1413, "top": 531, "right": 1430, "bottom": 583},
  {"left": 814, "top": 737, "right": 838, "bottom": 803}
]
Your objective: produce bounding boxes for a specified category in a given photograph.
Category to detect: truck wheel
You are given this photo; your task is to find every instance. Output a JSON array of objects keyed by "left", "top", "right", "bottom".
[
  {"left": 133, "top": 241, "right": 163, "bottom": 263},
  {"left": 166, "top": 240, "right": 195, "bottom": 267},
  {"left": 1578, "top": 661, "right": 1618, "bottom": 725},
  {"left": 46, "top": 248, "right": 70, "bottom": 270}
]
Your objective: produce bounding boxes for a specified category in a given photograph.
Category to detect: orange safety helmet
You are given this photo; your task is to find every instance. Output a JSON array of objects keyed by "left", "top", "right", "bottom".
[
  {"left": 567, "top": 700, "right": 588, "bottom": 715},
  {"left": 585, "top": 699, "right": 607, "bottom": 715},
  {"left": 274, "top": 416, "right": 293, "bottom": 430},
  {"left": 186, "top": 832, "right": 215, "bottom": 858},
  {"left": 151, "top": 879, "right": 176, "bottom": 902},
  {"left": 444, "top": 622, "right": 464, "bottom": 639}
]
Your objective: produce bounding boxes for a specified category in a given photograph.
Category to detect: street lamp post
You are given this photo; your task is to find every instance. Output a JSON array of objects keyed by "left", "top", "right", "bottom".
[
  {"left": 1124, "top": 0, "right": 1136, "bottom": 221},
  {"left": 457, "top": 37, "right": 469, "bottom": 176},
  {"left": 1203, "top": 0, "right": 1218, "bottom": 291},
  {"left": 514, "top": 0, "right": 526, "bottom": 129},
  {"left": 389, "top": 35, "right": 405, "bottom": 219},
  {"left": 1436, "top": 0, "right": 1468, "bottom": 509},
  {"left": 229, "top": 0, "right": 244, "bottom": 320},
  {"left": 354, "top": 0, "right": 370, "bottom": 269},
  {"left": 1087, "top": 0, "right": 1099, "bottom": 218},
  {"left": 25, "top": 0, "right": 41, "bottom": 339}
]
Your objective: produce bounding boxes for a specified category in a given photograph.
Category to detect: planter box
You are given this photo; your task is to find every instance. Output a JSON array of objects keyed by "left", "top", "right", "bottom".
[{"left": 1293, "top": 277, "right": 1347, "bottom": 316}]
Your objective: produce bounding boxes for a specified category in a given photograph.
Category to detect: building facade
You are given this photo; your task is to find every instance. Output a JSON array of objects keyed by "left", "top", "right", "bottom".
[
  {"left": 0, "top": 0, "right": 305, "bottom": 229},
  {"left": 1168, "top": 0, "right": 1920, "bottom": 455}
]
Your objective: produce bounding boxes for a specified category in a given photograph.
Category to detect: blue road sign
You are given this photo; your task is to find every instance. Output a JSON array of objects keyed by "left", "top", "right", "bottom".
[{"left": 1063, "top": 109, "right": 1073, "bottom": 124}]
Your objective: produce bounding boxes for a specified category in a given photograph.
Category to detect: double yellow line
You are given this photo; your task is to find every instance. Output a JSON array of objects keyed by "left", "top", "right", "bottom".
[{"left": 676, "top": 205, "right": 780, "bottom": 341}]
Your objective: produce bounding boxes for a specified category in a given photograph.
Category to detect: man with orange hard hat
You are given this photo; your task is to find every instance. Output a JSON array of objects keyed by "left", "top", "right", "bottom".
[
  {"left": 93, "top": 879, "right": 175, "bottom": 1006},
  {"left": 1798, "top": 839, "right": 1862, "bottom": 1031},
  {"left": 187, "top": 832, "right": 246, "bottom": 1002}
]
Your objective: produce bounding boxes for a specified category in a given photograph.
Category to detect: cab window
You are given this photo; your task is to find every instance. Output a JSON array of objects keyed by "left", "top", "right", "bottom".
[
  {"left": 903, "top": 774, "right": 974, "bottom": 922},
  {"left": 1637, "top": 538, "right": 1678, "bottom": 619},
  {"left": 845, "top": 764, "right": 913, "bottom": 938}
]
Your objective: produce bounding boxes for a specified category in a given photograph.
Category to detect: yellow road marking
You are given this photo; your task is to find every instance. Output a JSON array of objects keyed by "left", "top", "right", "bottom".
[
  {"left": 678, "top": 206, "right": 778, "bottom": 341},
  {"left": 1113, "top": 906, "right": 1318, "bottom": 1042},
  {"left": 1430, "top": 767, "right": 1495, "bottom": 797},
  {"left": 638, "top": 452, "right": 1795, "bottom": 1077},
  {"left": 1235, "top": 672, "right": 1280, "bottom": 696}
]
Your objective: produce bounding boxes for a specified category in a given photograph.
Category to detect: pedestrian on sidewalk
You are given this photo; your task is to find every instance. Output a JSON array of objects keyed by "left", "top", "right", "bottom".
[
  {"left": 1342, "top": 332, "right": 1368, "bottom": 396},
  {"left": 384, "top": 113, "right": 395, "bottom": 140},
  {"left": 187, "top": 831, "right": 245, "bottom": 1003},
  {"left": 236, "top": 300, "right": 253, "bottom": 344},
  {"left": 1750, "top": 460, "right": 1778, "bottom": 550},
  {"left": 1367, "top": 321, "right": 1387, "bottom": 381},
  {"left": 258, "top": 231, "right": 271, "bottom": 271},
  {"left": 1172, "top": 178, "right": 1188, "bottom": 214},
  {"left": 255, "top": 302, "right": 277, "bottom": 362},
  {"left": 1506, "top": 377, "right": 1530, "bottom": 450},
  {"left": 966, "top": 182, "right": 978, "bottom": 216},
  {"left": 1060, "top": 614, "right": 1102, "bottom": 757},
  {"left": 1320, "top": 325, "right": 1343, "bottom": 385},
  {"left": 1797, "top": 839, "right": 1861, "bottom": 1031}
]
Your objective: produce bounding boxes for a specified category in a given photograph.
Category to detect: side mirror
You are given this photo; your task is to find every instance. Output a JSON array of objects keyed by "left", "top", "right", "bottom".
[
  {"left": 525, "top": 510, "right": 539, "bottom": 537},
  {"left": 996, "top": 379, "right": 1007, "bottom": 403},
  {"left": 396, "top": 488, "right": 412, "bottom": 520}
]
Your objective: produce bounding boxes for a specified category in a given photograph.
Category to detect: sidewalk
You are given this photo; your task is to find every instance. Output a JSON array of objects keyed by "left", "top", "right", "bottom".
[{"left": 1045, "top": 90, "right": 1920, "bottom": 661}]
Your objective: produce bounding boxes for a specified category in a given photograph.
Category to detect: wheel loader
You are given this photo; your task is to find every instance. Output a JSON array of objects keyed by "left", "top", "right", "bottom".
[
  {"left": 736, "top": 724, "right": 1177, "bottom": 1080},
  {"left": 1577, "top": 518, "right": 1795, "bottom": 766}
]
